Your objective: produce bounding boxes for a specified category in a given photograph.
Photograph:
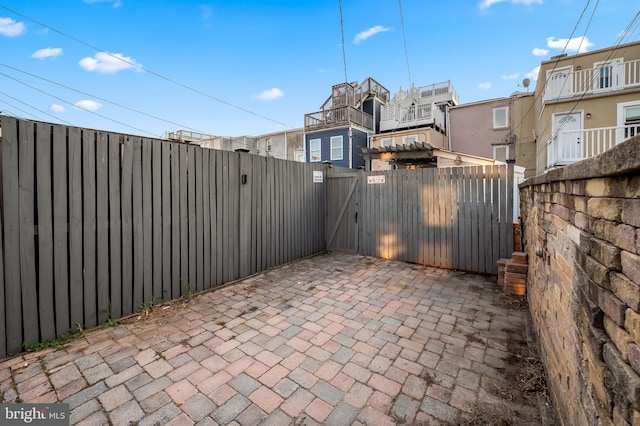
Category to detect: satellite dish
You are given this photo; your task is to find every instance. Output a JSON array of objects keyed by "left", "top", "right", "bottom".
[{"left": 522, "top": 78, "right": 531, "bottom": 90}]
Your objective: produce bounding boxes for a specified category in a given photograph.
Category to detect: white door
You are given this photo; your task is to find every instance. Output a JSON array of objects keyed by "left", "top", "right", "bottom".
[{"left": 553, "top": 112, "right": 582, "bottom": 163}]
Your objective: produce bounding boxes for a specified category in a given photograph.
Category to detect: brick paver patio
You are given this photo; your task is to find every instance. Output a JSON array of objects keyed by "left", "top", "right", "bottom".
[{"left": 0, "top": 253, "right": 544, "bottom": 425}]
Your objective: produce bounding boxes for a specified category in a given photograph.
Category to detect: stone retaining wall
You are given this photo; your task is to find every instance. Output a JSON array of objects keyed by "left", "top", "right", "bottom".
[{"left": 519, "top": 135, "right": 640, "bottom": 425}]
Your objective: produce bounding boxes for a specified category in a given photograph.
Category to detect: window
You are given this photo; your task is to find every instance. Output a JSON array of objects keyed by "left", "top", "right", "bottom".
[
  {"left": 266, "top": 138, "right": 272, "bottom": 152},
  {"left": 309, "top": 139, "right": 321, "bottom": 162},
  {"left": 493, "top": 145, "right": 509, "bottom": 162},
  {"left": 294, "top": 149, "right": 305, "bottom": 162},
  {"left": 493, "top": 107, "right": 509, "bottom": 129},
  {"left": 380, "top": 138, "right": 393, "bottom": 147},
  {"left": 402, "top": 135, "right": 417, "bottom": 145},
  {"left": 594, "top": 58, "right": 623, "bottom": 91},
  {"left": 624, "top": 105, "right": 640, "bottom": 139},
  {"left": 330, "top": 136, "right": 343, "bottom": 160}
]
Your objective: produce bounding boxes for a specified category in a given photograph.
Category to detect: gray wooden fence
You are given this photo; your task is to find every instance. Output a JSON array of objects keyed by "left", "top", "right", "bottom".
[
  {"left": 0, "top": 116, "right": 326, "bottom": 358},
  {"left": 327, "top": 166, "right": 514, "bottom": 273}
]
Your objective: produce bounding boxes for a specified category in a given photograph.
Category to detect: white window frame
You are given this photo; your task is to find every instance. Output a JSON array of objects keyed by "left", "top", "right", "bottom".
[
  {"left": 402, "top": 135, "right": 417, "bottom": 145},
  {"left": 544, "top": 66, "right": 573, "bottom": 100},
  {"left": 493, "top": 106, "right": 509, "bottom": 129},
  {"left": 594, "top": 58, "right": 623, "bottom": 92},
  {"left": 294, "top": 148, "right": 305, "bottom": 162},
  {"left": 266, "top": 138, "right": 272, "bottom": 152},
  {"left": 493, "top": 145, "right": 509, "bottom": 162},
  {"left": 380, "top": 138, "right": 393, "bottom": 147},
  {"left": 309, "top": 138, "right": 321, "bottom": 162},
  {"left": 330, "top": 135, "right": 343, "bottom": 161},
  {"left": 617, "top": 100, "right": 640, "bottom": 142}
]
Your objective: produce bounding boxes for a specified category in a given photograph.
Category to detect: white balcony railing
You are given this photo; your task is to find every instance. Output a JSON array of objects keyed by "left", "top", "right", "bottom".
[
  {"left": 546, "top": 124, "right": 639, "bottom": 168},
  {"left": 543, "top": 58, "right": 640, "bottom": 101}
]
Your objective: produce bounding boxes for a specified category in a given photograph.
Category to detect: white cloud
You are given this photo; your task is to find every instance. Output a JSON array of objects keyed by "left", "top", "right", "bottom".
[
  {"left": 79, "top": 52, "right": 141, "bottom": 74},
  {"left": 532, "top": 47, "right": 549, "bottom": 56},
  {"left": 31, "top": 47, "right": 63, "bottom": 59},
  {"left": 83, "top": 0, "right": 122, "bottom": 7},
  {"left": 502, "top": 73, "right": 519, "bottom": 80},
  {"left": 0, "top": 17, "right": 26, "bottom": 37},
  {"left": 546, "top": 36, "right": 594, "bottom": 53},
  {"left": 256, "top": 88, "right": 284, "bottom": 101},
  {"left": 479, "top": 0, "right": 542, "bottom": 9},
  {"left": 74, "top": 100, "right": 102, "bottom": 111},
  {"left": 50, "top": 104, "right": 65, "bottom": 113},
  {"left": 478, "top": 82, "right": 492, "bottom": 90},
  {"left": 525, "top": 65, "right": 540, "bottom": 81},
  {"left": 354, "top": 25, "right": 390, "bottom": 44}
]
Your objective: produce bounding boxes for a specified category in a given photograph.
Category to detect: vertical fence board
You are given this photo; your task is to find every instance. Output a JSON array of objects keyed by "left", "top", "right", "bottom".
[
  {"left": 498, "top": 166, "right": 508, "bottom": 261},
  {"left": 121, "top": 137, "right": 134, "bottom": 315},
  {"left": 202, "top": 149, "right": 211, "bottom": 288},
  {"left": 470, "top": 166, "right": 479, "bottom": 273},
  {"left": 2, "top": 117, "right": 21, "bottom": 353},
  {"left": 53, "top": 124, "right": 70, "bottom": 335},
  {"left": 142, "top": 140, "right": 153, "bottom": 304},
  {"left": 179, "top": 144, "right": 188, "bottom": 294},
  {"left": 484, "top": 167, "right": 495, "bottom": 274},
  {"left": 35, "top": 123, "right": 55, "bottom": 341},
  {"left": 208, "top": 150, "right": 218, "bottom": 287},
  {"left": 217, "top": 151, "right": 226, "bottom": 284},
  {"left": 161, "top": 142, "right": 171, "bottom": 300},
  {"left": 69, "top": 127, "right": 84, "bottom": 329},
  {"left": 452, "top": 167, "right": 462, "bottom": 270},
  {"left": 477, "top": 167, "right": 486, "bottom": 273},
  {"left": 264, "top": 157, "right": 274, "bottom": 268},
  {"left": 152, "top": 141, "right": 162, "bottom": 301},
  {"left": 195, "top": 148, "right": 204, "bottom": 292},
  {"left": 170, "top": 144, "right": 181, "bottom": 299},
  {"left": 82, "top": 130, "right": 97, "bottom": 328},
  {"left": 108, "top": 134, "right": 122, "bottom": 318},
  {"left": 19, "top": 121, "right": 38, "bottom": 344},
  {"left": 228, "top": 153, "right": 240, "bottom": 280},
  {"left": 188, "top": 147, "right": 196, "bottom": 291},
  {"left": 491, "top": 166, "right": 501, "bottom": 269},
  {"left": 239, "top": 154, "right": 251, "bottom": 278},
  {"left": 506, "top": 163, "right": 515, "bottom": 265},
  {"left": 132, "top": 138, "right": 144, "bottom": 310},
  {"left": 443, "top": 167, "right": 453, "bottom": 268},
  {"left": 96, "top": 132, "right": 110, "bottom": 324}
]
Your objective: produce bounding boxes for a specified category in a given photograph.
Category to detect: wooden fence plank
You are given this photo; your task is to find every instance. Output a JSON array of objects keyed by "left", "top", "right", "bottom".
[
  {"left": 68, "top": 127, "right": 84, "bottom": 329},
  {"left": 239, "top": 154, "right": 251, "bottom": 278},
  {"left": 202, "top": 149, "right": 211, "bottom": 289},
  {"left": 188, "top": 147, "right": 196, "bottom": 290},
  {"left": 251, "top": 156, "right": 261, "bottom": 273},
  {"left": 82, "top": 130, "right": 97, "bottom": 328},
  {"left": 506, "top": 162, "right": 515, "bottom": 265},
  {"left": 452, "top": 167, "right": 461, "bottom": 270},
  {"left": 121, "top": 136, "right": 134, "bottom": 315},
  {"left": 35, "top": 122, "right": 55, "bottom": 341},
  {"left": 498, "top": 165, "right": 508, "bottom": 261},
  {"left": 96, "top": 132, "right": 110, "bottom": 324},
  {"left": 19, "top": 120, "right": 38, "bottom": 344},
  {"left": 152, "top": 140, "right": 162, "bottom": 301},
  {"left": 142, "top": 139, "right": 153, "bottom": 304},
  {"left": 209, "top": 150, "right": 219, "bottom": 287},
  {"left": 179, "top": 144, "right": 188, "bottom": 294},
  {"left": 108, "top": 134, "right": 122, "bottom": 318},
  {"left": 477, "top": 166, "right": 486, "bottom": 273},
  {"left": 443, "top": 167, "right": 453, "bottom": 268},
  {"left": 228, "top": 153, "right": 240, "bottom": 280},
  {"left": 195, "top": 148, "right": 204, "bottom": 292},
  {"left": 470, "top": 166, "right": 479, "bottom": 273},
  {"left": 216, "top": 151, "right": 225, "bottom": 285},
  {"left": 161, "top": 142, "right": 171, "bottom": 300},
  {"left": 2, "top": 117, "right": 22, "bottom": 353},
  {"left": 484, "top": 166, "right": 495, "bottom": 274},
  {"left": 264, "top": 157, "right": 274, "bottom": 268},
  {"left": 132, "top": 138, "right": 144, "bottom": 310},
  {"left": 491, "top": 166, "right": 501, "bottom": 268},
  {"left": 171, "top": 143, "right": 181, "bottom": 299}
]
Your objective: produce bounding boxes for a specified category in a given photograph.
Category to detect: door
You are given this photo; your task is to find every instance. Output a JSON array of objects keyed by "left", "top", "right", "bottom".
[
  {"left": 326, "top": 172, "right": 360, "bottom": 253},
  {"left": 553, "top": 112, "right": 582, "bottom": 163}
]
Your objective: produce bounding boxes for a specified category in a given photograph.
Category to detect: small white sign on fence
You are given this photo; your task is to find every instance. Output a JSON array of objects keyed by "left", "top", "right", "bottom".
[
  {"left": 313, "top": 171, "right": 323, "bottom": 183},
  {"left": 367, "top": 175, "right": 385, "bottom": 184}
]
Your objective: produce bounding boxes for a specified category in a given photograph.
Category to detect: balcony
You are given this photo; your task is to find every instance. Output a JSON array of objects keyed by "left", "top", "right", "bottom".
[
  {"left": 304, "top": 106, "right": 373, "bottom": 132},
  {"left": 546, "top": 124, "right": 638, "bottom": 168},
  {"left": 543, "top": 58, "right": 640, "bottom": 102}
]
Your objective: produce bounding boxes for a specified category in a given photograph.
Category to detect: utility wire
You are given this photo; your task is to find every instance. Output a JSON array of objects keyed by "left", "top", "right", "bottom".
[
  {"left": 0, "top": 90, "right": 74, "bottom": 125},
  {"left": 0, "top": 63, "right": 211, "bottom": 135},
  {"left": 398, "top": 0, "right": 412, "bottom": 89},
  {"left": 0, "top": 4, "right": 287, "bottom": 127},
  {"left": 338, "top": 0, "right": 348, "bottom": 84},
  {"left": 1, "top": 72, "right": 157, "bottom": 136}
]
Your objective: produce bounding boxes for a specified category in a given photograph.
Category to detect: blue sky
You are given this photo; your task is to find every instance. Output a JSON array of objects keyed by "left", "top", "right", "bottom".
[{"left": 0, "top": 0, "right": 637, "bottom": 138}]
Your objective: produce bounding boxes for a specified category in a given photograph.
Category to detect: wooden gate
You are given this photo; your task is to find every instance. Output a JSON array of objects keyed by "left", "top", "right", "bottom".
[
  {"left": 326, "top": 166, "right": 514, "bottom": 274},
  {"left": 326, "top": 172, "right": 360, "bottom": 253}
]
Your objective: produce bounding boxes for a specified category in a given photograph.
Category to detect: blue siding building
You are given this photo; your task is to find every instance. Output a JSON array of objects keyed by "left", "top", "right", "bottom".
[{"left": 304, "top": 78, "right": 390, "bottom": 169}]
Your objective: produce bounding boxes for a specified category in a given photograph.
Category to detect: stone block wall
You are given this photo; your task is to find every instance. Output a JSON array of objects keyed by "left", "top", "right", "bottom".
[{"left": 519, "top": 135, "right": 640, "bottom": 425}]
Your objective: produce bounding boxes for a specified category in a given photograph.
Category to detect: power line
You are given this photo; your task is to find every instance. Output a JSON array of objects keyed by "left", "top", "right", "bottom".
[
  {"left": 398, "top": 0, "right": 412, "bottom": 89},
  {"left": 338, "top": 0, "right": 348, "bottom": 84},
  {"left": 0, "top": 63, "right": 211, "bottom": 135},
  {"left": 0, "top": 4, "right": 287, "bottom": 128},
  {"left": 0, "top": 90, "right": 74, "bottom": 125},
  {"left": 1, "top": 72, "right": 158, "bottom": 136}
]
